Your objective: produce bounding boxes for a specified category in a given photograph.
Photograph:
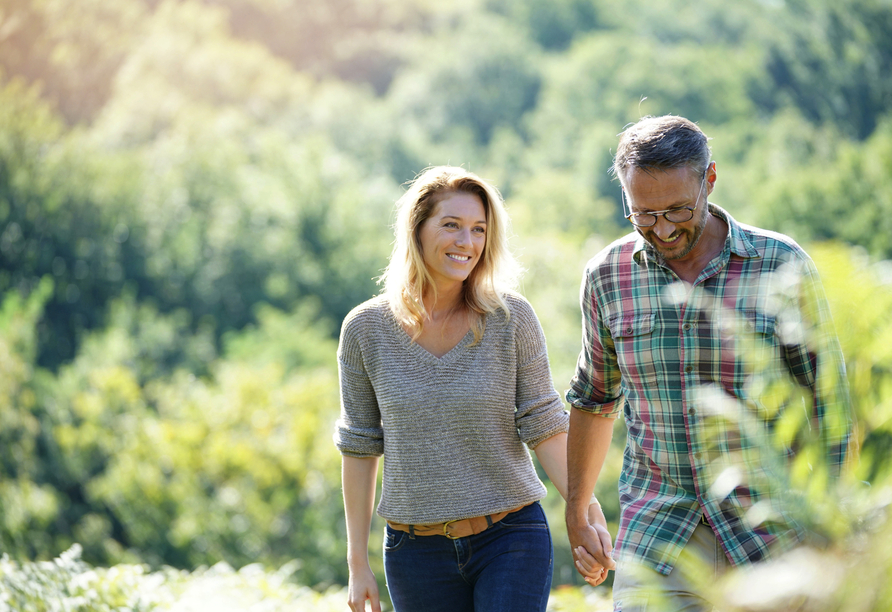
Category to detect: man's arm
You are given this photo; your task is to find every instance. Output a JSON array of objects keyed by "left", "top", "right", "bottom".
[
  {"left": 534, "top": 431, "right": 614, "bottom": 584},
  {"left": 566, "top": 409, "right": 617, "bottom": 580},
  {"left": 783, "top": 255, "right": 853, "bottom": 476}
]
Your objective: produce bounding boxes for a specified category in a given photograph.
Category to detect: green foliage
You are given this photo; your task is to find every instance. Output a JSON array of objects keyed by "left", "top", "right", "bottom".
[
  {"left": 0, "top": 285, "right": 346, "bottom": 587},
  {"left": 0, "top": 544, "right": 353, "bottom": 611},
  {"left": 486, "top": 0, "right": 604, "bottom": 51},
  {"left": 0, "top": 545, "right": 163, "bottom": 612},
  {"left": 387, "top": 13, "right": 543, "bottom": 145},
  {"left": 760, "top": 0, "right": 892, "bottom": 139},
  {"left": 0, "top": 277, "right": 57, "bottom": 558},
  {"left": 696, "top": 243, "right": 892, "bottom": 611},
  {"left": 738, "top": 114, "right": 892, "bottom": 258},
  {"left": 0, "top": 0, "right": 146, "bottom": 124},
  {"left": 1, "top": 0, "right": 892, "bottom": 606},
  {"left": 45, "top": 301, "right": 344, "bottom": 585}
]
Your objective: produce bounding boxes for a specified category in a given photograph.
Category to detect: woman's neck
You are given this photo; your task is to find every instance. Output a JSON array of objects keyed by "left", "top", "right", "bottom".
[{"left": 423, "top": 284, "right": 465, "bottom": 320}]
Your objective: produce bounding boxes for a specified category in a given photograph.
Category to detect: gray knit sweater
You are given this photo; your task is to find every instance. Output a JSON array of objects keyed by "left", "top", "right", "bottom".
[{"left": 334, "top": 292, "right": 569, "bottom": 524}]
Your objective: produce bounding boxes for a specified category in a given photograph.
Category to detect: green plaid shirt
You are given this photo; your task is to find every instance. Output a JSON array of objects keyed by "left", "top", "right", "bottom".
[{"left": 567, "top": 204, "right": 851, "bottom": 575}]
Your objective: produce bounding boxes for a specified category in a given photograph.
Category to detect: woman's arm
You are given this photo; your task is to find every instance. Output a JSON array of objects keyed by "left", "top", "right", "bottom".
[
  {"left": 532, "top": 432, "right": 570, "bottom": 501},
  {"left": 533, "top": 431, "right": 614, "bottom": 586},
  {"left": 342, "top": 455, "right": 381, "bottom": 612}
]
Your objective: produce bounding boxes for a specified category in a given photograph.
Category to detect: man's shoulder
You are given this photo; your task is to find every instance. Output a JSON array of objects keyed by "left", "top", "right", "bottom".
[
  {"left": 584, "top": 232, "right": 639, "bottom": 273},
  {"left": 735, "top": 220, "right": 812, "bottom": 262}
]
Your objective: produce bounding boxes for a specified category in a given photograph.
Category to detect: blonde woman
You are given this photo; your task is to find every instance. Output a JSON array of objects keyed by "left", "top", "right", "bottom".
[{"left": 335, "top": 167, "right": 608, "bottom": 612}]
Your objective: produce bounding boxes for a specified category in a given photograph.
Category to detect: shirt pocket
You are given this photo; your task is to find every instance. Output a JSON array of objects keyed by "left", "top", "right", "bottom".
[
  {"left": 740, "top": 311, "right": 775, "bottom": 336},
  {"left": 720, "top": 310, "right": 781, "bottom": 419},
  {"left": 725, "top": 311, "right": 777, "bottom": 381},
  {"left": 607, "top": 313, "right": 659, "bottom": 385}
]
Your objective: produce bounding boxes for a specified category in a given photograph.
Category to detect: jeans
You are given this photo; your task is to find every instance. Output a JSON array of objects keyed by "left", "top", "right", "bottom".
[{"left": 383, "top": 501, "right": 553, "bottom": 612}]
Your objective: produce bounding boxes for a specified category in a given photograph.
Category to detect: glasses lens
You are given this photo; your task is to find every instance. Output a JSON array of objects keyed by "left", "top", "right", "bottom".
[
  {"left": 664, "top": 208, "right": 695, "bottom": 223},
  {"left": 630, "top": 214, "right": 656, "bottom": 227}
]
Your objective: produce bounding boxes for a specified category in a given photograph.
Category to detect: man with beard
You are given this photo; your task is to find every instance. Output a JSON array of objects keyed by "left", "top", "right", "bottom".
[{"left": 564, "top": 115, "right": 851, "bottom": 611}]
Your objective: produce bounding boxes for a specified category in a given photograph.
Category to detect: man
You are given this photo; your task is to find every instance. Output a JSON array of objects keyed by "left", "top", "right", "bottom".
[{"left": 565, "top": 115, "right": 851, "bottom": 611}]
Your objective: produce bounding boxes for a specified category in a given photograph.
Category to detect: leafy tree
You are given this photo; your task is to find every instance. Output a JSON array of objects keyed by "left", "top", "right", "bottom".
[
  {"left": 0, "top": 0, "right": 147, "bottom": 124},
  {"left": 387, "top": 13, "right": 542, "bottom": 145},
  {"left": 0, "top": 77, "right": 146, "bottom": 368},
  {"left": 727, "top": 111, "right": 892, "bottom": 259},
  {"left": 0, "top": 277, "right": 57, "bottom": 558},
  {"left": 760, "top": 0, "right": 892, "bottom": 140},
  {"left": 485, "top": 0, "right": 604, "bottom": 50}
]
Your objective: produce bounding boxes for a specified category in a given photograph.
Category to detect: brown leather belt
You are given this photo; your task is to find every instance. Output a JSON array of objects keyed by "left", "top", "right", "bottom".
[{"left": 387, "top": 504, "right": 529, "bottom": 539}]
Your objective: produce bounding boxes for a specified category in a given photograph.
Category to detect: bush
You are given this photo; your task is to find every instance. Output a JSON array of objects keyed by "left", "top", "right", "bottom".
[{"left": 0, "top": 544, "right": 353, "bottom": 612}]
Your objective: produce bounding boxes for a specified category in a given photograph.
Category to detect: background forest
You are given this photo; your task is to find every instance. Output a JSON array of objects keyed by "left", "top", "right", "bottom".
[{"left": 1, "top": 0, "right": 892, "bottom": 609}]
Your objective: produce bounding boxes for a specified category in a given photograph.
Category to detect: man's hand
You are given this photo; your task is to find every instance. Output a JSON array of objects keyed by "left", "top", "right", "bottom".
[
  {"left": 565, "top": 410, "right": 617, "bottom": 586},
  {"left": 347, "top": 563, "right": 381, "bottom": 612},
  {"left": 567, "top": 502, "right": 615, "bottom": 586}
]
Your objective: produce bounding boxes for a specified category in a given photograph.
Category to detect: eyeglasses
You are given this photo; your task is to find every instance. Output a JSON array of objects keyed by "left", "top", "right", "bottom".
[{"left": 622, "top": 169, "right": 707, "bottom": 228}]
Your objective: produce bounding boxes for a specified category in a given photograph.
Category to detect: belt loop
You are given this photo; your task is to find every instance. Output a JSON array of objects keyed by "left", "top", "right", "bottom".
[
  {"left": 485, "top": 515, "right": 494, "bottom": 528},
  {"left": 408, "top": 524, "right": 416, "bottom": 539}
]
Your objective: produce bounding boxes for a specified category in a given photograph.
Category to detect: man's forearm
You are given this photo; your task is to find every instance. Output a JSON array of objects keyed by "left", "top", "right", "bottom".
[{"left": 566, "top": 409, "right": 616, "bottom": 523}]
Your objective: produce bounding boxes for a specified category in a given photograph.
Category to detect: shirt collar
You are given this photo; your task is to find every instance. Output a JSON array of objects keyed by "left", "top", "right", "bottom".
[{"left": 631, "top": 202, "right": 761, "bottom": 266}]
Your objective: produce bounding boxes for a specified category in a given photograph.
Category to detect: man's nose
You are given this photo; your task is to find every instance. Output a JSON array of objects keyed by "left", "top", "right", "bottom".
[{"left": 652, "top": 215, "right": 676, "bottom": 239}]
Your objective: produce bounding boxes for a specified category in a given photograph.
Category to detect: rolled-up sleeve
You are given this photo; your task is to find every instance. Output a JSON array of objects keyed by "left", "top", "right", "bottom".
[
  {"left": 512, "top": 298, "right": 569, "bottom": 448},
  {"left": 783, "top": 255, "right": 852, "bottom": 475},
  {"left": 566, "top": 262, "right": 625, "bottom": 417},
  {"left": 334, "top": 315, "right": 384, "bottom": 458}
]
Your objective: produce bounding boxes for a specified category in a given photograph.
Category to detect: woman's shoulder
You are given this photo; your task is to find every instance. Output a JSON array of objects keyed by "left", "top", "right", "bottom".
[
  {"left": 492, "top": 292, "right": 548, "bottom": 356},
  {"left": 500, "top": 290, "right": 537, "bottom": 321},
  {"left": 341, "top": 295, "right": 392, "bottom": 334},
  {"left": 485, "top": 291, "right": 542, "bottom": 337}
]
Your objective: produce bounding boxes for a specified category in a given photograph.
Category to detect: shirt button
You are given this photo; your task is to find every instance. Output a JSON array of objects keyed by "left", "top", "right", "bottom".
[
  {"left": 685, "top": 365, "right": 693, "bottom": 373},
  {"left": 688, "top": 408, "right": 695, "bottom": 416},
  {"left": 694, "top": 452, "right": 702, "bottom": 460},
  {"left": 683, "top": 323, "right": 692, "bottom": 331}
]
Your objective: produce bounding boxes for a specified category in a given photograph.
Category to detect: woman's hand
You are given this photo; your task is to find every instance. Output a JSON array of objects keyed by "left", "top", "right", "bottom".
[
  {"left": 347, "top": 562, "right": 381, "bottom": 612},
  {"left": 570, "top": 501, "right": 615, "bottom": 587}
]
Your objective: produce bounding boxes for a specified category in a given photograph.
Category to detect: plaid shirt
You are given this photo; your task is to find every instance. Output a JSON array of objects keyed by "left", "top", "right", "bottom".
[{"left": 567, "top": 204, "right": 851, "bottom": 575}]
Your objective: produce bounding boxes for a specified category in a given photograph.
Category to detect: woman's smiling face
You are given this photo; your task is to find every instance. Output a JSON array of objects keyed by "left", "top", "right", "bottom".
[{"left": 418, "top": 191, "right": 487, "bottom": 290}]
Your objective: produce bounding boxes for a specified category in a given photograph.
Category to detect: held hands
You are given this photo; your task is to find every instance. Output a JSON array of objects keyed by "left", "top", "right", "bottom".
[
  {"left": 347, "top": 562, "right": 381, "bottom": 612},
  {"left": 568, "top": 500, "right": 616, "bottom": 587}
]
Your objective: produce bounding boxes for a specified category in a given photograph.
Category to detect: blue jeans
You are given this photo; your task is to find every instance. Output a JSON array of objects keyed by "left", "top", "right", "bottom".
[{"left": 383, "top": 501, "right": 553, "bottom": 612}]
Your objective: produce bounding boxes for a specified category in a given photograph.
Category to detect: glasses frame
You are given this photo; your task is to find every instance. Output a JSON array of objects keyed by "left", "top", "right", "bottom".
[{"left": 622, "top": 167, "right": 709, "bottom": 228}]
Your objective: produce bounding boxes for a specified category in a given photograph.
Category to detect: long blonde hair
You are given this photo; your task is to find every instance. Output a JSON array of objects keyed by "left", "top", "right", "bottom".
[{"left": 380, "top": 166, "right": 521, "bottom": 342}]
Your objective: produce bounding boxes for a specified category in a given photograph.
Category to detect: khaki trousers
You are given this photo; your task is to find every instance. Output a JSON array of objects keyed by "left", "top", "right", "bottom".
[{"left": 612, "top": 522, "right": 732, "bottom": 612}]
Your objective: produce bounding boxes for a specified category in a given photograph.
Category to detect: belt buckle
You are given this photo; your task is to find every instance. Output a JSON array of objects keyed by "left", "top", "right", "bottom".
[{"left": 443, "top": 519, "right": 460, "bottom": 539}]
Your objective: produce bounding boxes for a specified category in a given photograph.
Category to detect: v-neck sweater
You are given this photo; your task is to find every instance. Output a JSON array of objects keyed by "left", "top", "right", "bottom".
[{"left": 335, "top": 292, "right": 569, "bottom": 524}]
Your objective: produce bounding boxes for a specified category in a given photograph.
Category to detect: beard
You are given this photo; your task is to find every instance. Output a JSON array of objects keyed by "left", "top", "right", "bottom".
[{"left": 641, "top": 205, "right": 710, "bottom": 261}]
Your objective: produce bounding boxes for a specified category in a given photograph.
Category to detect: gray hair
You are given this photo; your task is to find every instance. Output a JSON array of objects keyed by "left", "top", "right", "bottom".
[{"left": 611, "top": 115, "right": 711, "bottom": 185}]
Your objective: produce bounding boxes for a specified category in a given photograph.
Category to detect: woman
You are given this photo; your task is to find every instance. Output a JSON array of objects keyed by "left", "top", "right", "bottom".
[{"left": 335, "top": 166, "right": 606, "bottom": 612}]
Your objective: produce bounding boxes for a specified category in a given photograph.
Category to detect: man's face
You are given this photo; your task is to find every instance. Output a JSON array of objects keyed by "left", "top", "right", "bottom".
[{"left": 623, "top": 166, "right": 712, "bottom": 262}]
